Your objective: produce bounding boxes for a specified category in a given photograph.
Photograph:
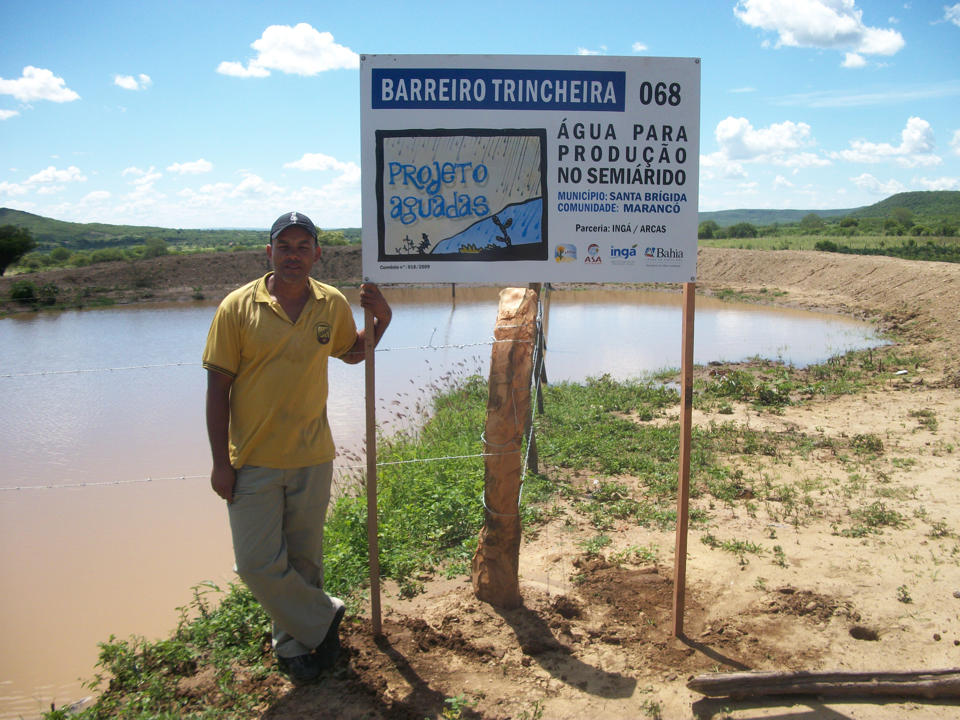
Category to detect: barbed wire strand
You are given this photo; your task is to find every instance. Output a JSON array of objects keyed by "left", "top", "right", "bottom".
[
  {"left": 0, "top": 448, "right": 524, "bottom": 492},
  {"left": 2, "top": 311, "right": 550, "bottom": 498},
  {"left": 0, "top": 337, "right": 535, "bottom": 379}
]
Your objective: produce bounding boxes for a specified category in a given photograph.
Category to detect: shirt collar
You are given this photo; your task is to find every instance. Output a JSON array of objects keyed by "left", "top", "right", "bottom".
[{"left": 254, "top": 273, "right": 325, "bottom": 303}]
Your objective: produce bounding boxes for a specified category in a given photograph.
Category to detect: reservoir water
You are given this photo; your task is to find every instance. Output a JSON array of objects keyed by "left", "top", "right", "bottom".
[{"left": 0, "top": 286, "right": 884, "bottom": 719}]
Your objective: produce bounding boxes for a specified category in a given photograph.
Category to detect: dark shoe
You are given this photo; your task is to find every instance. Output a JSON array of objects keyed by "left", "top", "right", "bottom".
[
  {"left": 314, "top": 604, "right": 346, "bottom": 669},
  {"left": 276, "top": 652, "right": 323, "bottom": 685}
]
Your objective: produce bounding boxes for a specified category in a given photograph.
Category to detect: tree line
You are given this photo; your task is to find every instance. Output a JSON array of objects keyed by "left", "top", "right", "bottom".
[{"left": 699, "top": 207, "right": 958, "bottom": 241}]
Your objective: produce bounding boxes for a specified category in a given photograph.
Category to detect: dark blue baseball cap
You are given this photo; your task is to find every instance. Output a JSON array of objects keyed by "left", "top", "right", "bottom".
[{"left": 270, "top": 211, "right": 318, "bottom": 241}]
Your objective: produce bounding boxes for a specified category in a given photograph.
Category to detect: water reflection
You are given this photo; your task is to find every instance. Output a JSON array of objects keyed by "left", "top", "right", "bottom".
[{"left": 0, "top": 286, "right": 883, "bottom": 719}]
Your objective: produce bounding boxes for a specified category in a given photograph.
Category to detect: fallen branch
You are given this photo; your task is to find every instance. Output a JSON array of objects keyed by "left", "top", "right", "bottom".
[{"left": 688, "top": 668, "right": 960, "bottom": 700}]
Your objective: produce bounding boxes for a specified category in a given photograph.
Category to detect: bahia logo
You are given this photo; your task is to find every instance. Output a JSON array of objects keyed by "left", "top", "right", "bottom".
[
  {"left": 644, "top": 246, "right": 685, "bottom": 259},
  {"left": 585, "top": 243, "right": 601, "bottom": 264}
]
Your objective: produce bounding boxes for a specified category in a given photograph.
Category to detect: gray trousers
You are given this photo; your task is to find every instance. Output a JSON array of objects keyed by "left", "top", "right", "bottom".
[{"left": 229, "top": 462, "right": 343, "bottom": 658}]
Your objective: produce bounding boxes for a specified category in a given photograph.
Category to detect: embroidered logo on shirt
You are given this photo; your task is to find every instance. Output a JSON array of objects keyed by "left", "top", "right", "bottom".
[{"left": 315, "top": 322, "right": 331, "bottom": 344}]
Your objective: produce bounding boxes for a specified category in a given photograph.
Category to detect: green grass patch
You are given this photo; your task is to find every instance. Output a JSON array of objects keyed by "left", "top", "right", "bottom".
[
  {"left": 700, "top": 533, "right": 765, "bottom": 563},
  {"left": 909, "top": 408, "right": 939, "bottom": 432},
  {"left": 324, "top": 374, "right": 490, "bottom": 600},
  {"left": 50, "top": 582, "right": 275, "bottom": 719}
]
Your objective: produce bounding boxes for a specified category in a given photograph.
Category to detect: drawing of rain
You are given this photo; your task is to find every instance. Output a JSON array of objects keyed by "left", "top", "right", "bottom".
[{"left": 376, "top": 129, "right": 548, "bottom": 262}]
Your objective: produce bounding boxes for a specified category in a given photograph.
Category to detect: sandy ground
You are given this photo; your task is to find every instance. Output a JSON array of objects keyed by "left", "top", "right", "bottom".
[{"left": 8, "top": 248, "right": 960, "bottom": 718}]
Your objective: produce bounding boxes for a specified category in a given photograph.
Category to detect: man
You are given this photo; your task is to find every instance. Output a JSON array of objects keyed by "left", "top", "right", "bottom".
[{"left": 203, "top": 210, "right": 391, "bottom": 684}]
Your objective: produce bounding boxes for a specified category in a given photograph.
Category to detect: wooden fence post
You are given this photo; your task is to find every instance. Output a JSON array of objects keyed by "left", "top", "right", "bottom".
[{"left": 472, "top": 287, "right": 537, "bottom": 609}]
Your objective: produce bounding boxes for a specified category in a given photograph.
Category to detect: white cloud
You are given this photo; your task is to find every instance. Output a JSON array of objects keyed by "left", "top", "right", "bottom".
[
  {"left": 730, "top": 87, "right": 757, "bottom": 93},
  {"left": 776, "top": 81, "right": 960, "bottom": 108},
  {"left": 130, "top": 167, "right": 162, "bottom": 188},
  {"left": 716, "top": 117, "right": 812, "bottom": 158},
  {"left": 114, "top": 73, "right": 152, "bottom": 91},
  {"left": 850, "top": 172, "right": 905, "bottom": 195},
  {"left": 217, "top": 24, "right": 358, "bottom": 78},
  {"left": 631, "top": 42, "right": 648, "bottom": 52},
  {"left": 122, "top": 166, "right": 147, "bottom": 177},
  {"left": 914, "top": 176, "right": 959, "bottom": 190},
  {"left": 577, "top": 46, "right": 607, "bottom": 56},
  {"left": 842, "top": 52, "right": 867, "bottom": 68},
  {"left": 734, "top": 0, "right": 905, "bottom": 61},
  {"left": 180, "top": 172, "right": 285, "bottom": 204},
  {"left": 712, "top": 116, "right": 830, "bottom": 169},
  {"left": 0, "top": 181, "right": 29, "bottom": 196},
  {"left": 951, "top": 129, "right": 960, "bottom": 156},
  {"left": 216, "top": 61, "right": 270, "bottom": 79},
  {"left": 283, "top": 152, "right": 358, "bottom": 175},
  {"left": 779, "top": 151, "right": 831, "bottom": 168},
  {"left": 831, "top": 117, "right": 941, "bottom": 167},
  {"left": 773, "top": 174, "right": 794, "bottom": 189},
  {"left": 167, "top": 159, "right": 213, "bottom": 174},
  {"left": 26, "top": 165, "right": 87, "bottom": 184},
  {"left": 0, "top": 109, "right": 19, "bottom": 120},
  {"left": 79, "top": 190, "right": 112, "bottom": 203},
  {"left": 0, "top": 66, "right": 80, "bottom": 102},
  {"left": 945, "top": 3, "right": 960, "bottom": 27}
]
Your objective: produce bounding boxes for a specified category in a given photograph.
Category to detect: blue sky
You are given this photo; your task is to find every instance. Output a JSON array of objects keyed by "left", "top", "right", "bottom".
[{"left": 1, "top": 0, "right": 958, "bottom": 229}]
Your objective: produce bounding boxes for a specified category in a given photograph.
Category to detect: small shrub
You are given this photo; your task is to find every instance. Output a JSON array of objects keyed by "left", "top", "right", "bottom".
[
  {"left": 851, "top": 501, "right": 904, "bottom": 530},
  {"left": 90, "top": 248, "right": 125, "bottom": 263},
  {"left": 9, "top": 280, "right": 37, "bottom": 304},
  {"left": 579, "top": 534, "right": 612, "bottom": 557},
  {"left": 37, "top": 282, "right": 60, "bottom": 306},
  {"left": 909, "top": 409, "right": 938, "bottom": 431},
  {"left": 851, "top": 433, "right": 884, "bottom": 454}
]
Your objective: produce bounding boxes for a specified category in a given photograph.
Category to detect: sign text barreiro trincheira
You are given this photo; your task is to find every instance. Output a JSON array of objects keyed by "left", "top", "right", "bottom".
[
  {"left": 373, "top": 68, "right": 625, "bottom": 111},
  {"left": 360, "top": 54, "right": 700, "bottom": 283}
]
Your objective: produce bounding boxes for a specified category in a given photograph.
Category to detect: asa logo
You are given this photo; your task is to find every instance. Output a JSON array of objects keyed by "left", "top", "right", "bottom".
[{"left": 585, "top": 243, "right": 602, "bottom": 264}]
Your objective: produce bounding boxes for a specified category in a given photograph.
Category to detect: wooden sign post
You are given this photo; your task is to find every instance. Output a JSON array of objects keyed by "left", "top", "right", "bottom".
[
  {"left": 672, "top": 282, "right": 696, "bottom": 636},
  {"left": 365, "top": 307, "right": 382, "bottom": 635}
]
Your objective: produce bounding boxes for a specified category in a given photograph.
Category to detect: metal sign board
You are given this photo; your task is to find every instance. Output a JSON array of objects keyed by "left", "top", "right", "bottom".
[{"left": 361, "top": 54, "right": 699, "bottom": 283}]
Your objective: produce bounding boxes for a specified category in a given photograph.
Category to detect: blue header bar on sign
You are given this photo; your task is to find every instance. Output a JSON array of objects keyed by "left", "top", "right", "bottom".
[{"left": 372, "top": 68, "right": 625, "bottom": 111}]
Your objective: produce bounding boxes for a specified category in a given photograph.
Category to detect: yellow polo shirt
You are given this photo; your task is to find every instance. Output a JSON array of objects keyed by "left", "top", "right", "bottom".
[{"left": 202, "top": 273, "right": 357, "bottom": 469}]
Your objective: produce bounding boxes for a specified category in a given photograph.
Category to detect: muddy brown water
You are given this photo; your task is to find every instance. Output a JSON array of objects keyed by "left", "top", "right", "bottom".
[{"left": 0, "top": 286, "right": 883, "bottom": 719}]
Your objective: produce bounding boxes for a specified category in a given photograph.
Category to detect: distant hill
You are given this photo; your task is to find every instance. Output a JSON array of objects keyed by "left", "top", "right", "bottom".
[
  {"left": 699, "top": 191, "right": 960, "bottom": 227},
  {"left": 0, "top": 208, "right": 358, "bottom": 251},
  {"left": 846, "top": 191, "right": 960, "bottom": 220},
  {"left": 698, "top": 207, "right": 855, "bottom": 227}
]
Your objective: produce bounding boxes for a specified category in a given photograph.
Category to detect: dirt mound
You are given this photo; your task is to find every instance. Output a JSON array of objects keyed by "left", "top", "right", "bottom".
[
  {"left": 0, "top": 245, "right": 363, "bottom": 308},
  {"left": 236, "top": 566, "right": 846, "bottom": 720}
]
